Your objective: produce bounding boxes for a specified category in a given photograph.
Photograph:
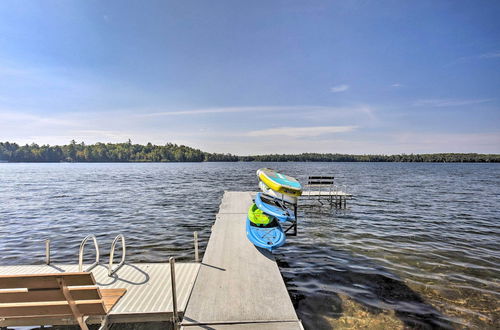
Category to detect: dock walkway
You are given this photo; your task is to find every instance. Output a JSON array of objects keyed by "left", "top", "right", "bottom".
[{"left": 181, "top": 191, "right": 303, "bottom": 330}]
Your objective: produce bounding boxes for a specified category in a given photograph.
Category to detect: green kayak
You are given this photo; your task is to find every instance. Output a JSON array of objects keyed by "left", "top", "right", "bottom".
[{"left": 247, "top": 203, "right": 273, "bottom": 225}]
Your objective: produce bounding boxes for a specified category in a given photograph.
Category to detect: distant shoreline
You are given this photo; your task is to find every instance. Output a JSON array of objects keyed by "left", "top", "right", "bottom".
[{"left": 1, "top": 141, "right": 499, "bottom": 163}]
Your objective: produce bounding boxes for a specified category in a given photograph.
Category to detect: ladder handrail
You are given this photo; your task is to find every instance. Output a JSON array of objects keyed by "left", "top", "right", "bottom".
[
  {"left": 79, "top": 235, "right": 100, "bottom": 272},
  {"left": 108, "top": 234, "right": 126, "bottom": 276}
]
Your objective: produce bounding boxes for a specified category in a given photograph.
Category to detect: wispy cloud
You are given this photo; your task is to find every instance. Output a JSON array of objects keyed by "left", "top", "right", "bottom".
[
  {"left": 0, "top": 110, "right": 77, "bottom": 127},
  {"left": 413, "top": 98, "right": 493, "bottom": 107},
  {"left": 136, "top": 106, "right": 289, "bottom": 117},
  {"left": 448, "top": 51, "right": 500, "bottom": 66},
  {"left": 391, "top": 83, "right": 402, "bottom": 88},
  {"left": 479, "top": 51, "right": 500, "bottom": 59},
  {"left": 247, "top": 125, "right": 357, "bottom": 137},
  {"left": 135, "top": 105, "right": 362, "bottom": 117},
  {"left": 330, "top": 84, "right": 349, "bottom": 93},
  {"left": 72, "top": 129, "right": 133, "bottom": 141},
  {"left": 390, "top": 132, "right": 500, "bottom": 153}
]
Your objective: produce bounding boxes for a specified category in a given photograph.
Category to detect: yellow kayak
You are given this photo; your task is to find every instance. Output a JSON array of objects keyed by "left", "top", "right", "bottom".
[{"left": 256, "top": 168, "right": 302, "bottom": 197}]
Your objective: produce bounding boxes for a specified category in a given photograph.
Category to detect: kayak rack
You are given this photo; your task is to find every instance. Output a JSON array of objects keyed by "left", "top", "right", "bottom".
[
  {"left": 284, "top": 204, "right": 298, "bottom": 236},
  {"left": 279, "top": 199, "right": 298, "bottom": 236},
  {"left": 255, "top": 195, "right": 298, "bottom": 236}
]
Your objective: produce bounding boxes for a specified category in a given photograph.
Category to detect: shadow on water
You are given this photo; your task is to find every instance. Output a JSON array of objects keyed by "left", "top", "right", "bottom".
[{"left": 276, "top": 246, "right": 454, "bottom": 330}]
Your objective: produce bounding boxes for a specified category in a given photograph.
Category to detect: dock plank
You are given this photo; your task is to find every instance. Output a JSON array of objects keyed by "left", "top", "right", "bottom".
[
  {"left": 183, "top": 321, "right": 303, "bottom": 329},
  {"left": 182, "top": 191, "right": 301, "bottom": 329}
]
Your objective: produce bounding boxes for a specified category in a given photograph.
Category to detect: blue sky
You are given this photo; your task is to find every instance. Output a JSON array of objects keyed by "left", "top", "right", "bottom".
[{"left": 0, "top": 0, "right": 499, "bottom": 155}]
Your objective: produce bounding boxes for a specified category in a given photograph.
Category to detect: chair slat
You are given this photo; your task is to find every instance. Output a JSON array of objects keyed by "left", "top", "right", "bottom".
[
  {"left": 100, "top": 288, "right": 127, "bottom": 312},
  {"left": 0, "top": 300, "right": 106, "bottom": 317},
  {"left": 0, "top": 273, "right": 94, "bottom": 289},
  {"left": 0, "top": 315, "right": 77, "bottom": 327},
  {"left": 0, "top": 287, "right": 101, "bottom": 303}
]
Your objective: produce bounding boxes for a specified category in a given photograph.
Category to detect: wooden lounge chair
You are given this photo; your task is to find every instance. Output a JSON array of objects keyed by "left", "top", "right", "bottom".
[{"left": 0, "top": 272, "right": 126, "bottom": 330}]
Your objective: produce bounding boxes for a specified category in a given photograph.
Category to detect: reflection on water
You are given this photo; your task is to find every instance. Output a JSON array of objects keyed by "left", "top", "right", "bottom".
[{"left": 0, "top": 162, "right": 499, "bottom": 329}]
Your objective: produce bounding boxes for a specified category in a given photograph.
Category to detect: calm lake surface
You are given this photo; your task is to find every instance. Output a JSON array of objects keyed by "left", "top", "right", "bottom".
[{"left": 0, "top": 162, "right": 499, "bottom": 329}]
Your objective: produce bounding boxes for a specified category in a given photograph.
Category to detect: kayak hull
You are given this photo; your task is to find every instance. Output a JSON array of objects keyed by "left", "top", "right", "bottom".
[
  {"left": 259, "top": 181, "right": 298, "bottom": 205},
  {"left": 255, "top": 192, "right": 295, "bottom": 223},
  {"left": 246, "top": 217, "right": 286, "bottom": 251},
  {"left": 257, "top": 168, "right": 302, "bottom": 197}
]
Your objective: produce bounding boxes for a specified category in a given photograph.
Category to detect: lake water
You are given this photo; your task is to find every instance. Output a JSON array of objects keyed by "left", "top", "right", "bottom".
[{"left": 0, "top": 162, "right": 499, "bottom": 329}]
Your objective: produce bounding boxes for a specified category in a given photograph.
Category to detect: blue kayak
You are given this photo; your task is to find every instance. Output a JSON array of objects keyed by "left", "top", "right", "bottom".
[
  {"left": 246, "top": 216, "right": 286, "bottom": 251},
  {"left": 255, "top": 192, "right": 295, "bottom": 223}
]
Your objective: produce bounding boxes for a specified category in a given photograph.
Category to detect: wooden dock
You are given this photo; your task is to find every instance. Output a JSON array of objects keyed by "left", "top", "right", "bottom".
[{"left": 181, "top": 191, "right": 303, "bottom": 329}]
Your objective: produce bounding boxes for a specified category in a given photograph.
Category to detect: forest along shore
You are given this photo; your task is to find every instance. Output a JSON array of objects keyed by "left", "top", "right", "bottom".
[{"left": 1, "top": 141, "right": 499, "bottom": 163}]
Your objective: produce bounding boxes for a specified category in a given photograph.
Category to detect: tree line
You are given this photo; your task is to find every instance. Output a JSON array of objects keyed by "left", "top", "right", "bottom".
[
  {"left": 0, "top": 141, "right": 498, "bottom": 163},
  {"left": 0, "top": 140, "right": 237, "bottom": 162},
  {"left": 239, "top": 152, "right": 500, "bottom": 162}
]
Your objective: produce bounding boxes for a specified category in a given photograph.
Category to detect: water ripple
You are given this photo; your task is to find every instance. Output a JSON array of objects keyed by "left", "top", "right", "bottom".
[{"left": 0, "top": 162, "right": 499, "bottom": 329}]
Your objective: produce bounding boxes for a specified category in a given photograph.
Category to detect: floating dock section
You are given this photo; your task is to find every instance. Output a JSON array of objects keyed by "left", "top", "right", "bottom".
[{"left": 181, "top": 191, "right": 303, "bottom": 329}]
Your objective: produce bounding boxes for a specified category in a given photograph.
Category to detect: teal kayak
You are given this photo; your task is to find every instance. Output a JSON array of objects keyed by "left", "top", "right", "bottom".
[
  {"left": 246, "top": 204, "right": 286, "bottom": 251},
  {"left": 255, "top": 192, "right": 295, "bottom": 223}
]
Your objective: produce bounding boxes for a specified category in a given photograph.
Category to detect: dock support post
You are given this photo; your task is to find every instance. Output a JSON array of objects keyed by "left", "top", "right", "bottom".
[
  {"left": 169, "top": 257, "right": 179, "bottom": 328},
  {"left": 194, "top": 231, "right": 199, "bottom": 262},
  {"left": 45, "top": 239, "right": 50, "bottom": 265}
]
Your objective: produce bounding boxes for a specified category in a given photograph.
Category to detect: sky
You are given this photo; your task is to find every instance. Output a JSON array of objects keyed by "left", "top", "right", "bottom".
[{"left": 0, "top": 0, "right": 499, "bottom": 155}]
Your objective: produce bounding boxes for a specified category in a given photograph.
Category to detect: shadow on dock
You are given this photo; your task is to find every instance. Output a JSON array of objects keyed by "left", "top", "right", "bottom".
[
  {"left": 96, "top": 264, "right": 150, "bottom": 286},
  {"left": 200, "top": 262, "right": 226, "bottom": 271}
]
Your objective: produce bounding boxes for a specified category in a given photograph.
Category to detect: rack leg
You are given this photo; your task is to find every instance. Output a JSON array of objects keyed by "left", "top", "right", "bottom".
[{"left": 294, "top": 204, "right": 298, "bottom": 236}]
